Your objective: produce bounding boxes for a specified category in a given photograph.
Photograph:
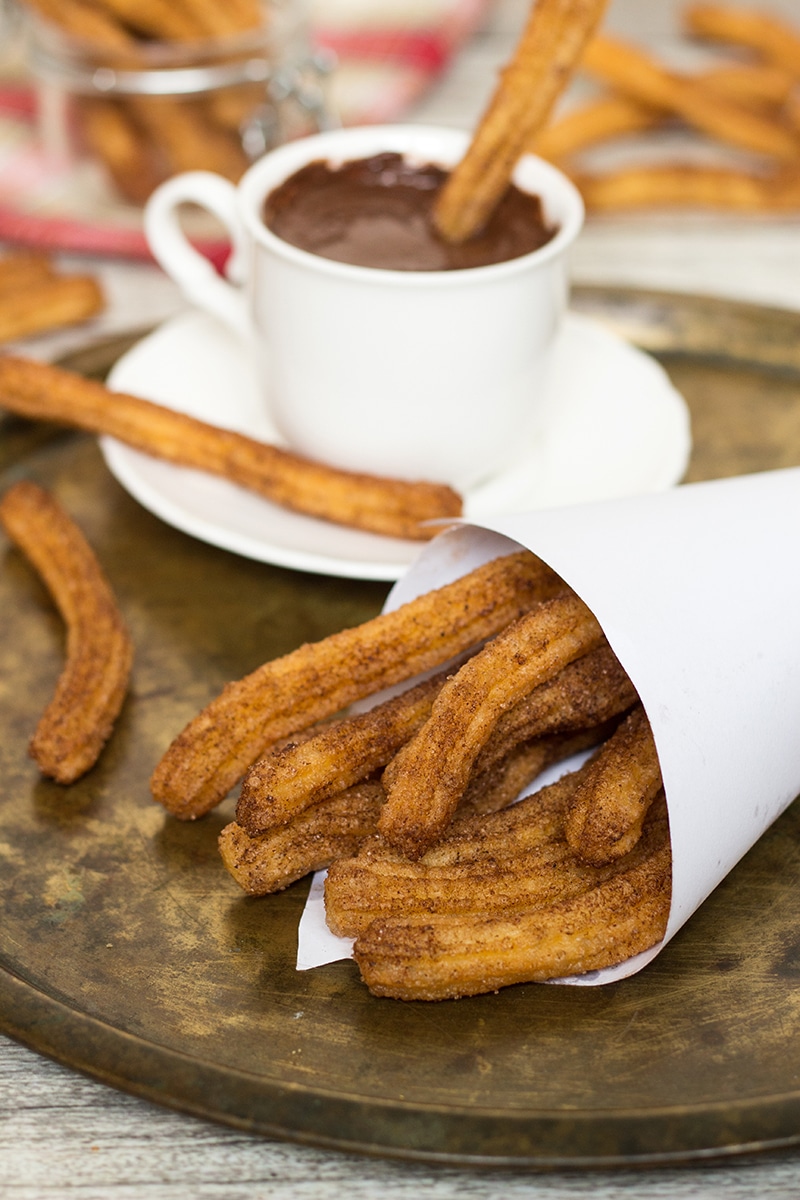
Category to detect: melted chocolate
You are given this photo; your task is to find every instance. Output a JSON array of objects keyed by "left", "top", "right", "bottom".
[{"left": 262, "top": 152, "right": 556, "bottom": 271}]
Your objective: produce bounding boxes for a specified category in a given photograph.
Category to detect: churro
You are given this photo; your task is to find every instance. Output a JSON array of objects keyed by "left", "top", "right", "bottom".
[
  {"left": 236, "top": 671, "right": 450, "bottom": 836},
  {"left": 219, "top": 781, "right": 387, "bottom": 896},
  {"left": 575, "top": 163, "right": 800, "bottom": 211},
  {"left": 581, "top": 34, "right": 800, "bottom": 161},
  {"left": 685, "top": 4, "right": 800, "bottom": 78},
  {"left": 565, "top": 703, "right": 662, "bottom": 864},
  {"left": 0, "top": 277, "right": 105, "bottom": 346},
  {"left": 0, "top": 355, "right": 462, "bottom": 541},
  {"left": 377, "top": 593, "right": 605, "bottom": 859},
  {"left": 534, "top": 60, "right": 795, "bottom": 161},
  {"left": 433, "top": 0, "right": 608, "bottom": 242},
  {"left": 0, "top": 481, "right": 133, "bottom": 784}
]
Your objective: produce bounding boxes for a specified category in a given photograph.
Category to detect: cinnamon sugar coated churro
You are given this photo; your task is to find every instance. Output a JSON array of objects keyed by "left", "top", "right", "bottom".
[
  {"left": 0, "top": 355, "right": 462, "bottom": 541},
  {"left": 0, "top": 253, "right": 104, "bottom": 344},
  {"left": 0, "top": 481, "right": 133, "bottom": 783},
  {"left": 377, "top": 593, "right": 605, "bottom": 859},
  {"left": 434, "top": 0, "right": 608, "bottom": 242},
  {"left": 565, "top": 704, "right": 663, "bottom": 864}
]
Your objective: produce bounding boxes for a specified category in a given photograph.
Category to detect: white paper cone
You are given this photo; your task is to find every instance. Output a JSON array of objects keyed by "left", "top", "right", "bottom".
[{"left": 298, "top": 467, "right": 800, "bottom": 985}]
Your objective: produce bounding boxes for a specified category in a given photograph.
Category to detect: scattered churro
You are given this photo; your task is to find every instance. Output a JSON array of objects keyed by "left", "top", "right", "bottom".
[
  {"left": 574, "top": 163, "right": 800, "bottom": 211},
  {"left": 0, "top": 276, "right": 105, "bottom": 346},
  {"left": 0, "top": 481, "right": 133, "bottom": 784},
  {"left": 433, "top": 0, "right": 608, "bottom": 242},
  {"left": 377, "top": 593, "right": 605, "bottom": 859},
  {"left": 534, "top": 60, "right": 796, "bottom": 161},
  {"left": 565, "top": 704, "right": 663, "bottom": 864},
  {"left": 581, "top": 34, "right": 799, "bottom": 162},
  {"left": 527, "top": 6, "right": 800, "bottom": 215},
  {"left": 152, "top": 551, "right": 563, "bottom": 820},
  {"left": 0, "top": 355, "right": 463, "bottom": 541},
  {"left": 684, "top": 4, "right": 800, "bottom": 77}
]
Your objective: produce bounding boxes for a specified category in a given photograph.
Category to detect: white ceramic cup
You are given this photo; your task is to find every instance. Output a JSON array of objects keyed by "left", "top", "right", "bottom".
[{"left": 144, "top": 124, "right": 584, "bottom": 490}]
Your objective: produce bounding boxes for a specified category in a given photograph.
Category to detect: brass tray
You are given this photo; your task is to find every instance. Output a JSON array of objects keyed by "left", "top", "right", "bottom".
[{"left": 3, "top": 287, "right": 800, "bottom": 1168}]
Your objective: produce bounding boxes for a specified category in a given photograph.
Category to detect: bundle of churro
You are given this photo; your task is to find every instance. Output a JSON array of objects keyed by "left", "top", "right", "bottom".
[
  {"left": 21, "top": 0, "right": 282, "bottom": 204},
  {"left": 163, "top": 547, "right": 672, "bottom": 999},
  {"left": 271, "top": 462, "right": 800, "bottom": 1000},
  {"left": 0, "top": 252, "right": 104, "bottom": 344},
  {"left": 533, "top": 3, "right": 800, "bottom": 212}
]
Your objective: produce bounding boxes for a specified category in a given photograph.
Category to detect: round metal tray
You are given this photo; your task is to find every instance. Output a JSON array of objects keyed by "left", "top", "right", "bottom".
[{"left": 2, "top": 287, "right": 800, "bottom": 1167}]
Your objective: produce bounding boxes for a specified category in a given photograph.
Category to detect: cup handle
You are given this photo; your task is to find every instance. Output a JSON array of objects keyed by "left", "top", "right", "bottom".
[{"left": 144, "top": 171, "right": 251, "bottom": 340}]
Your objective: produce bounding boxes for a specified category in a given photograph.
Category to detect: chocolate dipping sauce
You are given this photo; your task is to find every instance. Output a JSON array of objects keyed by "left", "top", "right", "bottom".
[{"left": 262, "top": 152, "right": 557, "bottom": 271}]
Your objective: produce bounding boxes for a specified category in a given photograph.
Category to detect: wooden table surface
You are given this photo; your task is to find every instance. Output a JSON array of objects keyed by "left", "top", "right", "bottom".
[{"left": 4, "top": 1, "right": 800, "bottom": 1195}]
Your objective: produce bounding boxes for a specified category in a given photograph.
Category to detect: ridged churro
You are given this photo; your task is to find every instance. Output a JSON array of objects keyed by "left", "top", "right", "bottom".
[
  {"left": 152, "top": 551, "right": 564, "bottom": 820},
  {"left": 219, "top": 781, "right": 387, "bottom": 896},
  {"left": 0, "top": 481, "right": 133, "bottom": 783},
  {"left": 581, "top": 34, "right": 800, "bottom": 162},
  {"left": 377, "top": 593, "right": 605, "bottom": 859},
  {"left": 0, "top": 277, "right": 105, "bottom": 346},
  {"left": 565, "top": 703, "right": 662, "bottom": 864},
  {"left": 685, "top": 4, "right": 800, "bottom": 77},
  {"left": 433, "top": 0, "right": 607, "bottom": 242},
  {"left": 236, "top": 670, "right": 450, "bottom": 836},
  {"left": 0, "top": 355, "right": 462, "bottom": 540},
  {"left": 534, "top": 60, "right": 795, "bottom": 162},
  {"left": 575, "top": 163, "right": 800, "bottom": 212},
  {"left": 353, "top": 817, "right": 671, "bottom": 1000}
]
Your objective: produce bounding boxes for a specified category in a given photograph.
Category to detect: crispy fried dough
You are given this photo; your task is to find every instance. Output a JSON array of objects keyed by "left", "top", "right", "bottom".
[
  {"left": 236, "top": 670, "right": 449, "bottom": 836},
  {"left": 152, "top": 551, "right": 564, "bottom": 819},
  {"left": 328, "top": 798, "right": 668, "bottom": 940},
  {"left": 353, "top": 821, "right": 671, "bottom": 1000},
  {"left": 565, "top": 703, "right": 662, "bottom": 864},
  {"left": 219, "top": 781, "right": 386, "bottom": 895},
  {"left": 433, "top": 0, "right": 607, "bottom": 242},
  {"left": 0, "top": 481, "right": 133, "bottom": 783},
  {"left": 684, "top": 4, "right": 800, "bottom": 77},
  {"left": 581, "top": 34, "right": 799, "bottom": 161},
  {"left": 0, "top": 252, "right": 57, "bottom": 292},
  {"left": 377, "top": 593, "right": 605, "bottom": 858},
  {"left": 575, "top": 163, "right": 800, "bottom": 211},
  {"left": 0, "top": 355, "right": 462, "bottom": 540},
  {"left": 237, "top": 643, "right": 632, "bottom": 837},
  {"left": 222, "top": 730, "right": 600, "bottom": 896},
  {"left": 534, "top": 60, "right": 795, "bottom": 161},
  {"left": 0, "top": 277, "right": 105, "bottom": 345}
]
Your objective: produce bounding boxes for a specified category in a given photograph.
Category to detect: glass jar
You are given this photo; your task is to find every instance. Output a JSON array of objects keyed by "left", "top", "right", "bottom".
[{"left": 17, "top": 0, "right": 334, "bottom": 206}]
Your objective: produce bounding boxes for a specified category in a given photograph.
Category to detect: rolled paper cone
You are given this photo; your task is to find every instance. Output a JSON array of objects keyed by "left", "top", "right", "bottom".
[
  {"left": 384, "top": 466, "right": 800, "bottom": 982},
  {"left": 297, "top": 467, "right": 800, "bottom": 983}
]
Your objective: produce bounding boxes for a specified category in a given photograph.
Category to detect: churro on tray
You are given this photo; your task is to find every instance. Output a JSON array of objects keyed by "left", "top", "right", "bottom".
[
  {"left": 0, "top": 480, "right": 133, "bottom": 784},
  {"left": 0, "top": 253, "right": 104, "bottom": 345},
  {"left": 0, "top": 355, "right": 462, "bottom": 542}
]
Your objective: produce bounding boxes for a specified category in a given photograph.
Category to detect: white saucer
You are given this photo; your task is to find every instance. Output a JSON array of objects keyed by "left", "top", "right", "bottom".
[{"left": 104, "top": 310, "right": 691, "bottom": 581}]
